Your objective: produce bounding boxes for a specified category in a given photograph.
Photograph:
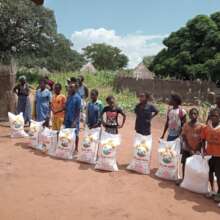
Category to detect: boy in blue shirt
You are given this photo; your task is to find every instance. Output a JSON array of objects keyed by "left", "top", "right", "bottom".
[
  {"left": 86, "top": 89, "right": 103, "bottom": 129},
  {"left": 64, "top": 83, "right": 81, "bottom": 152}
]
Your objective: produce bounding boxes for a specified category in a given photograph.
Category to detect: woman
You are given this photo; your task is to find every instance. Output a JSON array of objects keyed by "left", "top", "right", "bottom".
[
  {"left": 35, "top": 79, "right": 52, "bottom": 127},
  {"left": 13, "top": 75, "right": 31, "bottom": 125}
]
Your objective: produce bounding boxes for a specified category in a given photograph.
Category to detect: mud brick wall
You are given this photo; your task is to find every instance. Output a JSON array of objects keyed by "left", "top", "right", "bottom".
[
  {"left": 114, "top": 76, "right": 217, "bottom": 103},
  {"left": 0, "top": 62, "right": 16, "bottom": 121}
]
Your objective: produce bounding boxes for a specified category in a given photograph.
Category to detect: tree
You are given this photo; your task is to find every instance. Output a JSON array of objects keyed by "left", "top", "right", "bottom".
[
  {"left": 18, "top": 34, "right": 85, "bottom": 72},
  {"left": 83, "top": 43, "right": 128, "bottom": 70},
  {"left": 0, "top": 0, "right": 57, "bottom": 63},
  {"left": 0, "top": 0, "right": 84, "bottom": 71},
  {"left": 149, "top": 12, "right": 220, "bottom": 82},
  {"left": 143, "top": 56, "right": 155, "bottom": 68}
]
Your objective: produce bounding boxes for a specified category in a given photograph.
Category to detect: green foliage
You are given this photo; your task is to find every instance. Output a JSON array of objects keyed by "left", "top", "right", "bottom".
[
  {"left": 16, "top": 67, "right": 42, "bottom": 84},
  {"left": 0, "top": 0, "right": 85, "bottom": 71},
  {"left": 150, "top": 12, "right": 220, "bottom": 82},
  {"left": 143, "top": 56, "right": 155, "bottom": 67},
  {"left": 83, "top": 43, "right": 128, "bottom": 70}
]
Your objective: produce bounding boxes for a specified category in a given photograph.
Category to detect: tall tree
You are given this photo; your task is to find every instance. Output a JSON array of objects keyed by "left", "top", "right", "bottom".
[
  {"left": 83, "top": 43, "right": 128, "bottom": 70},
  {"left": 0, "top": 0, "right": 56, "bottom": 63},
  {"left": 149, "top": 12, "right": 220, "bottom": 82},
  {"left": 0, "top": 0, "right": 84, "bottom": 71}
]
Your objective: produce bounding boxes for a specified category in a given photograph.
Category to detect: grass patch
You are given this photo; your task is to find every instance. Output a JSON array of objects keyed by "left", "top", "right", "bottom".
[{"left": 19, "top": 69, "right": 211, "bottom": 118}]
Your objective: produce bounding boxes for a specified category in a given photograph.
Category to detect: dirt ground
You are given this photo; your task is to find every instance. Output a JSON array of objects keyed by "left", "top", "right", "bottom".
[{"left": 0, "top": 115, "right": 219, "bottom": 220}]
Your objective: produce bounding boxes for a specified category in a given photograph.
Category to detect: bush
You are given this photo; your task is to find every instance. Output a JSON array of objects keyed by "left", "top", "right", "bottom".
[{"left": 16, "top": 67, "right": 42, "bottom": 84}]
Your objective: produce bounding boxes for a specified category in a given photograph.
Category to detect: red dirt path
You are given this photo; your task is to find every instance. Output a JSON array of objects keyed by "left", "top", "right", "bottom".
[{"left": 0, "top": 115, "right": 219, "bottom": 220}]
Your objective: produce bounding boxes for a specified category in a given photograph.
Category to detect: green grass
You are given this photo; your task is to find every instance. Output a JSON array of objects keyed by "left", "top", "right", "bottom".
[
  {"left": 50, "top": 72, "right": 138, "bottom": 112},
  {"left": 19, "top": 69, "right": 210, "bottom": 118}
]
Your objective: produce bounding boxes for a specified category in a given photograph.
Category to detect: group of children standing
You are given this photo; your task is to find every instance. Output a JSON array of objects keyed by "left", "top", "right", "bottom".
[{"left": 14, "top": 75, "right": 220, "bottom": 204}]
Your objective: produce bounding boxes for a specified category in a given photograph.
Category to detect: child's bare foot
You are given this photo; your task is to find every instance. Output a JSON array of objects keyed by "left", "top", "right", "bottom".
[
  {"left": 206, "top": 191, "right": 216, "bottom": 198},
  {"left": 214, "top": 193, "right": 220, "bottom": 203},
  {"left": 176, "top": 179, "right": 183, "bottom": 186}
]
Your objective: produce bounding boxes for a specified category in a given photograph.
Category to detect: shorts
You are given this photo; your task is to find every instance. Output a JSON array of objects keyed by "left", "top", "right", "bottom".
[
  {"left": 167, "top": 135, "right": 179, "bottom": 142},
  {"left": 181, "top": 150, "right": 191, "bottom": 164},
  {"left": 52, "top": 116, "right": 64, "bottom": 130},
  {"left": 64, "top": 120, "right": 80, "bottom": 136},
  {"left": 209, "top": 157, "right": 220, "bottom": 179}
]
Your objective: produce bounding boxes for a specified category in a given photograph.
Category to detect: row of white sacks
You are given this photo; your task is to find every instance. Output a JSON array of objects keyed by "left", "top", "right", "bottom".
[{"left": 8, "top": 112, "right": 210, "bottom": 194}]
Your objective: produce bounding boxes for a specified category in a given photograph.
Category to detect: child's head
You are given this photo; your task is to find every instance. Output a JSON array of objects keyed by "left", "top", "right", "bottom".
[
  {"left": 68, "top": 83, "right": 77, "bottom": 95},
  {"left": 209, "top": 108, "right": 220, "bottom": 126},
  {"left": 138, "top": 92, "right": 151, "bottom": 104},
  {"left": 169, "top": 94, "right": 182, "bottom": 107},
  {"left": 19, "top": 75, "right": 26, "bottom": 85},
  {"left": 67, "top": 77, "right": 77, "bottom": 85},
  {"left": 90, "top": 89, "right": 98, "bottom": 101},
  {"left": 189, "top": 108, "right": 199, "bottom": 122},
  {"left": 54, "top": 83, "right": 62, "bottom": 95},
  {"left": 39, "top": 79, "right": 47, "bottom": 90},
  {"left": 106, "top": 95, "right": 115, "bottom": 107},
  {"left": 77, "top": 75, "right": 84, "bottom": 86}
]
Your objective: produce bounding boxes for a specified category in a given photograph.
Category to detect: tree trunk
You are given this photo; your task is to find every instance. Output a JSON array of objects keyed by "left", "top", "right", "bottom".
[{"left": 0, "top": 61, "right": 16, "bottom": 121}]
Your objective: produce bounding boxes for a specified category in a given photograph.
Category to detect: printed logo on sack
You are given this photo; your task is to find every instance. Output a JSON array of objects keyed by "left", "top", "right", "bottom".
[
  {"left": 29, "top": 126, "right": 38, "bottom": 136},
  {"left": 136, "top": 147, "right": 147, "bottom": 157},
  {"left": 101, "top": 140, "right": 117, "bottom": 156},
  {"left": 13, "top": 120, "right": 22, "bottom": 129},
  {"left": 83, "top": 135, "right": 95, "bottom": 149},
  {"left": 60, "top": 138, "right": 70, "bottom": 148},
  {"left": 102, "top": 145, "right": 112, "bottom": 156},
  {"left": 135, "top": 140, "right": 149, "bottom": 157},
  {"left": 159, "top": 146, "right": 175, "bottom": 164}
]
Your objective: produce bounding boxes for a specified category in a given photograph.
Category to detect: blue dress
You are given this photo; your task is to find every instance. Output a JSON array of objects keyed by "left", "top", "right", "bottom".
[
  {"left": 64, "top": 93, "right": 81, "bottom": 134},
  {"left": 78, "top": 85, "right": 86, "bottom": 99},
  {"left": 86, "top": 100, "right": 103, "bottom": 128},
  {"left": 35, "top": 88, "right": 52, "bottom": 122}
]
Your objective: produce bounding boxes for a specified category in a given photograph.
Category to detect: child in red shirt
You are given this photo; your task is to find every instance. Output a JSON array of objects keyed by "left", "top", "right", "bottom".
[{"left": 202, "top": 108, "right": 220, "bottom": 202}]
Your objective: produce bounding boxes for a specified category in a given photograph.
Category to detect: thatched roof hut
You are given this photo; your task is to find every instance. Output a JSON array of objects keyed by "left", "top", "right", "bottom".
[
  {"left": 133, "top": 63, "right": 154, "bottom": 79},
  {"left": 80, "top": 63, "right": 97, "bottom": 74}
]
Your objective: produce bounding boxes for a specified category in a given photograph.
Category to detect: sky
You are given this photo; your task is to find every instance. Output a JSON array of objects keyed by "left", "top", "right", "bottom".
[{"left": 44, "top": 0, "right": 220, "bottom": 68}]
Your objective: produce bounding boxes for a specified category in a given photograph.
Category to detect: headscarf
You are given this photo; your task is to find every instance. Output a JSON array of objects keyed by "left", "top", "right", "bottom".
[{"left": 18, "top": 75, "right": 26, "bottom": 82}]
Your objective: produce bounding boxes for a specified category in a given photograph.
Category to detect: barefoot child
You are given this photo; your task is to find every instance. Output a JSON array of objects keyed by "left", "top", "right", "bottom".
[
  {"left": 101, "top": 96, "right": 126, "bottom": 134},
  {"left": 64, "top": 83, "right": 81, "bottom": 152},
  {"left": 51, "top": 83, "right": 66, "bottom": 130},
  {"left": 86, "top": 89, "right": 103, "bottom": 129},
  {"left": 35, "top": 79, "right": 52, "bottom": 127},
  {"left": 201, "top": 108, "right": 220, "bottom": 202},
  {"left": 207, "top": 95, "right": 220, "bottom": 124},
  {"left": 181, "top": 108, "right": 204, "bottom": 178},
  {"left": 161, "top": 94, "right": 186, "bottom": 141},
  {"left": 135, "top": 92, "right": 159, "bottom": 136}
]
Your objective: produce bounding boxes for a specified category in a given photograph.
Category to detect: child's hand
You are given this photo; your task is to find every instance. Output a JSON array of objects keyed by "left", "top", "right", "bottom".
[{"left": 118, "top": 125, "right": 123, "bottom": 129}]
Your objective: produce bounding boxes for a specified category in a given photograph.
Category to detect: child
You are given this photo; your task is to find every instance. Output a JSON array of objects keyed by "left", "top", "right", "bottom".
[
  {"left": 64, "top": 83, "right": 81, "bottom": 152},
  {"left": 35, "top": 79, "right": 52, "bottom": 127},
  {"left": 101, "top": 96, "right": 126, "bottom": 134},
  {"left": 51, "top": 83, "right": 66, "bottom": 130},
  {"left": 201, "top": 108, "right": 220, "bottom": 202},
  {"left": 207, "top": 95, "right": 220, "bottom": 124},
  {"left": 86, "top": 89, "right": 103, "bottom": 129},
  {"left": 161, "top": 94, "right": 186, "bottom": 141},
  {"left": 77, "top": 75, "right": 89, "bottom": 99},
  {"left": 181, "top": 108, "right": 204, "bottom": 178},
  {"left": 135, "top": 92, "right": 159, "bottom": 136},
  {"left": 13, "top": 75, "right": 31, "bottom": 125}
]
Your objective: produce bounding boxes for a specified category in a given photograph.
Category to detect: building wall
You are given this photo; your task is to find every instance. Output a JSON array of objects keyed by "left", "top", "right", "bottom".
[
  {"left": 0, "top": 62, "right": 16, "bottom": 121},
  {"left": 114, "top": 76, "right": 217, "bottom": 103}
]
